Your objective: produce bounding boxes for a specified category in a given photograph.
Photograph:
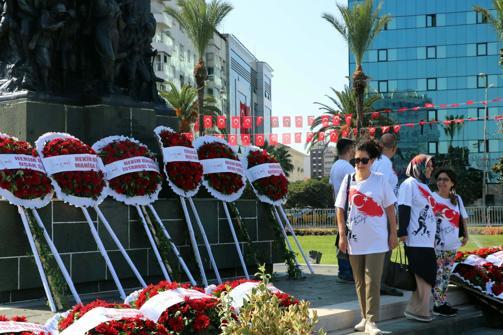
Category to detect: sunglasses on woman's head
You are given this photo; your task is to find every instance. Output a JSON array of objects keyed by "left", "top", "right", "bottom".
[{"left": 354, "top": 157, "right": 370, "bottom": 165}]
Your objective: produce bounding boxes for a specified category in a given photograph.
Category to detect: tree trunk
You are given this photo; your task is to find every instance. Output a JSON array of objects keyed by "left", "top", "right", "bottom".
[
  {"left": 194, "top": 58, "right": 207, "bottom": 136},
  {"left": 352, "top": 64, "right": 368, "bottom": 139}
]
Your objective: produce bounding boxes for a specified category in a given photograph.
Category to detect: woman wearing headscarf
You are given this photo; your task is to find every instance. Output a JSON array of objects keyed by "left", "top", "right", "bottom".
[
  {"left": 431, "top": 169, "right": 469, "bottom": 316},
  {"left": 397, "top": 154, "right": 436, "bottom": 322}
]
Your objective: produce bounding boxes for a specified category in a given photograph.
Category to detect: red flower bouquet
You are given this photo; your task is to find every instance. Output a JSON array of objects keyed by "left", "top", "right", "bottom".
[
  {"left": 0, "top": 315, "right": 48, "bottom": 335},
  {"left": 0, "top": 133, "right": 53, "bottom": 208},
  {"left": 242, "top": 146, "right": 288, "bottom": 205},
  {"left": 154, "top": 126, "right": 203, "bottom": 197},
  {"left": 35, "top": 133, "right": 107, "bottom": 207},
  {"left": 193, "top": 136, "right": 245, "bottom": 202},
  {"left": 210, "top": 279, "right": 299, "bottom": 310},
  {"left": 93, "top": 136, "right": 162, "bottom": 205},
  {"left": 56, "top": 300, "right": 168, "bottom": 335},
  {"left": 132, "top": 281, "right": 220, "bottom": 334}
]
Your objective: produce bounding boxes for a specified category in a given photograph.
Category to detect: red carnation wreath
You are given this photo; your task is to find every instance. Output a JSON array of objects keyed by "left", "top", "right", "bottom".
[
  {"left": 242, "top": 146, "right": 288, "bottom": 205},
  {"left": 209, "top": 279, "right": 299, "bottom": 310},
  {"left": 92, "top": 136, "right": 162, "bottom": 205},
  {"left": 0, "top": 133, "right": 53, "bottom": 208},
  {"left": 35, "top": 133, "right": 107, "bottom": 208},
  {"left": 0, "top": 315, "right": 48, "bottom": 335},
  {"left": 193, "top": 136, "right": 245, "bottom": 202},
  {"left": 55, "top": 300, "right": 168, "bottom": 335},
  {"left": 130, "top": 281, "right": 220, "bottom": 334},
  {"left": 154, "top": 126, "right": 203, "bottom": 197}
]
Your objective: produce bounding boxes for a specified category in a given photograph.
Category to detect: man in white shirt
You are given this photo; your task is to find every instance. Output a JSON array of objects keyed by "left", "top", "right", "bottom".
[
  {"left": 329, "top": 138, "right": 355, "bottom": 282},
  {"left": 372, "top": 133, "right": 403, "bottom": 296}
]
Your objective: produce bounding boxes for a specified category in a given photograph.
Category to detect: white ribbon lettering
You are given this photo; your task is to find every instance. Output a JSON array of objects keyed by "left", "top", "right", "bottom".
[
  {"left": 0, "top": 154, "right": 45, "bottom": 173},
  {"left": 105, "top": 157, "right": 159, "bottom": 180}
]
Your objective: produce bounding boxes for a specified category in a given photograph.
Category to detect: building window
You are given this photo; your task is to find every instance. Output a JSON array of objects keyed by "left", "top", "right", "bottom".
[
  {"left": 478, "top": 140, "right": 487, "bottom": 152},
  {"left": 378, "top": 80, "right": 388, "bottom": 93},
  {"left": 378, "top": 49, "right": 388, "bottom": 62},
  {"left": 476, "top": 12, "right": 488, "bottom": 24},
  {"left": 477, "top": 74, "right": 488, "bottom": 88},
  {"left": 427, "top": 78, "right": 437, "bottom": 91},
  {"left": 426, "top": 46, "right": 436, "bottom": 59},
  {"left": 428, "top": 142, "right": 438, "bottom": 154},
  {"left": 426, "top": 14, "right": 436, "bottom": 27},
  {"left": 207, "top": 88, "right": 214, "bottom": 96},
  {"left": 206, "top": 53, "right": 214, "bottom": 61},
  {"left": 427, "top": 110, "right": 437, "bottom": 121},
  {"left": 477, "top": 43, "right": 487, "bottom": 56},
  {"left": 207, "top": 67, "right": 214, "bottom": 75}
]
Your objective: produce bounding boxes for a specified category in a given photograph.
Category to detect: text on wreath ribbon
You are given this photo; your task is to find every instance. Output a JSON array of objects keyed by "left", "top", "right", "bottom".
[
  {"left": 200, "top": 158, "right": 244, "bottom": 175},
  {"left": 162, "top": 146, "right": 199, "bottom": 163},
  {"left": 104, "top": 156, "right": 160, "bottom": 180},
  {"left": 42, "top": 154, "right": 102, "bottom": 175},
  {"left": 0, "top": 154, "right": 45, "bottom": 173},
  {"left": 246, "top": 163, "right": 284, "bottom": 183}
]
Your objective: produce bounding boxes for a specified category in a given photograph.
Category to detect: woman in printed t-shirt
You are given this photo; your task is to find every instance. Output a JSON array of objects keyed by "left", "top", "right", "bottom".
[
  {"left": 432, "top": 169, "right": 469, "bottom": 317},
  {"left": 336, "top": 140, "right": 398, "bottom": 335},
  {"left": 397, "top": 154, "right": 436, "bottom": 322}
]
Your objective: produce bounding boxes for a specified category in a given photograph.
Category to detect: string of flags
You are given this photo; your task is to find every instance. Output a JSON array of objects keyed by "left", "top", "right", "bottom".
[
  {"left": 203, "top": 97, "right": 503, "bottom": 130},
  {"left": 186, "top": 114, "right": 503, "bottom": 146}
]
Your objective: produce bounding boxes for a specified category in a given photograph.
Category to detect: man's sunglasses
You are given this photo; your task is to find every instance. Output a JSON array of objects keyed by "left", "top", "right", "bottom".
[{"left": 354, "top": 157, "right": 370, "bottom": 165}]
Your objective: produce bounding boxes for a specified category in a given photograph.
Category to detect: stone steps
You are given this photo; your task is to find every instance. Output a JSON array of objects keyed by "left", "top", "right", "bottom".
[{"left": 311, "top": 286, "right": 471, "bottom": 333}]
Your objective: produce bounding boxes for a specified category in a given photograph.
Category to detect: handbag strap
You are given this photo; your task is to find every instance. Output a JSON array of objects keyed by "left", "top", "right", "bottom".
[{"left": 343, "top": 173, "right": 354, "bottom": 222}]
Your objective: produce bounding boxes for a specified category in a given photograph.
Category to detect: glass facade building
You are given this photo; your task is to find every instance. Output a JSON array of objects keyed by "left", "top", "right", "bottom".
[{"left": 348, "top": 0, "right": 503, "bottom": 204}]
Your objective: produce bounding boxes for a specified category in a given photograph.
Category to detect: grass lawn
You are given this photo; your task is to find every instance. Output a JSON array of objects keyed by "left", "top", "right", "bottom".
[{"left": 287, "top": 234, "right": 503, "bottom": 265}]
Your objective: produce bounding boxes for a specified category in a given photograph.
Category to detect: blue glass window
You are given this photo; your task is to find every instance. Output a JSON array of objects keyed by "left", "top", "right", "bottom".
[
  {"left": 378, "top": 80, "right": 388, "bottom": 93},
  {"left": 427, "top": 78, "right": 437, "bottom": 91},
  {"left": 378, "top": 49, "right": 388, "bottom": 62},
  {"left": 426, "top": 14, "right": 436, "bottom": 27},
  {"left": 427, "top": 46, "right": 436, "bottom": 59},
  {"left": 477, "top": 43, "right": 488, "bottom": 56}
]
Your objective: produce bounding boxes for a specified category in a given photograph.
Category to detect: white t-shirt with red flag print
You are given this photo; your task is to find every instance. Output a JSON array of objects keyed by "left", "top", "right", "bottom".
[
  {"left": 397, "top": 177, "right": 437, "bottom": 248},
  {"left": 335, "top": 172, "right": 397, "bottom": 255},
  {"left": 432, "top": 193, "right": 468, "bottom": 251}
]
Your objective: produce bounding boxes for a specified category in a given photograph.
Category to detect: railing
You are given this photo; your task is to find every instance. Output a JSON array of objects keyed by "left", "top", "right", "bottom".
[{"left": 285, "top": 206, "right": 503, "bottom": 229}]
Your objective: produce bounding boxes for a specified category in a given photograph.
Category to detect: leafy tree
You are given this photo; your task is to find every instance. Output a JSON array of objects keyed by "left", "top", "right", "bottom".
[
  {"left": 286, "top": 177, "right": 334, "bottom": 209},
  {"left": 322, "top": 0, "right": 391, "bottom": 130},
  {"left": 493, "top": 156, "right": 503, "bottom": 182},
  {"left": 165, "top": 0, "right": 233, "bottom": 134},
  {"left": 442, "top": 115, "right": 464, "bottom": 148},
  {"left": 475, "top": 1, "right": 503, "bottom": 40}
]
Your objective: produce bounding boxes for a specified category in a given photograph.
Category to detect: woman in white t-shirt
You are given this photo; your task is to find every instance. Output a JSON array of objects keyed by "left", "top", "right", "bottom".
[
  {"left": 336, "top": 140, "right": 398, "bottom": 335},
  {"left": 432, "top": 169, "right": 469, "bottom": 317},
  {"left": 397, "top": 154, "right": 436, "bottom": 322}
]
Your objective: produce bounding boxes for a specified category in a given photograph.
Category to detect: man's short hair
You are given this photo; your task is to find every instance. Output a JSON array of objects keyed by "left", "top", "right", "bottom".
[
  {"left": 336, "top": 138, "right": 354, "bottom": 156},
  {"left": 380, "top": 133, "right": 397, "bottom": 149}
]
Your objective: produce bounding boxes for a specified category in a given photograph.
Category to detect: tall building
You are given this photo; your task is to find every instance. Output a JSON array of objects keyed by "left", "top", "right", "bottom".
[
  {"left": 310, "top": 143, "right": 336, "bottom": 179},
  {"left": 349, "top": 0, "right": 503, "bottom": 203},
  {"left": 224, "top": 34, "right": 273, "bottom": 143}
]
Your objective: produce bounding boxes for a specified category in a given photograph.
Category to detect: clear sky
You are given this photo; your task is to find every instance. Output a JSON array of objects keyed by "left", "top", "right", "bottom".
[{"left": 220, "top": 0, "right": 349, "bottom": 153}]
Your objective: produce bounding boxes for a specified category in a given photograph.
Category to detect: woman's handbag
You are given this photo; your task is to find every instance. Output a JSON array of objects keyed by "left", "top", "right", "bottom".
[{"left": 385, "top": 244, "right": 417, "bottom": 291}]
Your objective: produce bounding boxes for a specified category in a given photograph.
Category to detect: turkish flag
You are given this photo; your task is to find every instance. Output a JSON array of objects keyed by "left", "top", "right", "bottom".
[
  {"left": 393, "top": 125, "right": 401, "bottom": 133},
  {"left": 405, "top": 123, "right": 415, "bottom": 128},
  {"left": 269, "top": 133, "right": 278, "bottom": 145},
  {"left": 242, "top": 116, "right": 252, "bottom": 129},
  {"left": 318, "top": 132, "right": 325, "bottom": 141},
  {"left": 321, "top": 115, "right": 329, "bottom": 127},
  {"left": 294, "top": 132, "right": 302, "bottom": 143},
  {"left": 283, "top": 116, "right": 291, "bottom": 127},
  {"left": 330, "top": 131, "right": 338, "bottom": 142},
  {"left": 345, "top": 114, "right": 352, "bottom": 126},
  {"left": 307, "top": 116, "right": 314, "bottom": 126},
  {"left": 306, "top": 132, "right": 314, "bottom": 143},
  {"left": 241, "top": 134, "right": 251, "bottom": 146},
  {"left": 228, "top": 134, "right": 237, "bottom": 146},
  {"left": 333, "top": 115, "right": 340, "bottom": 126},
  {"left": 381, "top": 126, "right": 390, "bottom": 133},
  {"left": 349, "top": 188, "right": 384, "bottom": 217},
  {"left": 217, "top": 116, "right": 227, "bottom": 129},
  {"left": 231, "top": 116, "right": 240, "bottom": 129},
  {"left": 255, "top": 134, "right": 265, "bottom": 146},
  {"left": 424, "top": 103, "right": 435, "bottom": 108},
  {"left": 341, "top": 129, "right": 349, "bottom": 138},
  {"left": 295, "top": 116, "right": 303, "bottom": 128},
  {"left": 369, "top": 127, "right": 376, "bottom": 137},
  {"left": 182, "top": 133, "right": 193, "bottom": 142},
  {"left": 419, "top": 120, "right": 427, "bottom": 126},
  {"left": 282, "top": 133, "right": 291, "bottom": 144},
  {"left": 256, "top": 116, "right": 264, "bottom": 126},
  {"left": 371, "top": 112, "right": 380, "bottom": 119},
  {"left": 203, "top": 115, "right": 213, "bottom": 129},
  {"left": 271, "top": 116, "right": 279, "bottom": 128}
]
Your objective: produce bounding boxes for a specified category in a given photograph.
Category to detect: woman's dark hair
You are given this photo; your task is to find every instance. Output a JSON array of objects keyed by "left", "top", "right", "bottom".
[
  {"left": 435, "top": 169, "right": 458, "bottom": 205},
  {"left": 356, "top": 140, "right": 382, "bottom": 160}
]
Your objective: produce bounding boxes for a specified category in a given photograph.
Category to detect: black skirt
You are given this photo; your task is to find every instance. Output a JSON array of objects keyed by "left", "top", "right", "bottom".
[{"left": 405, "top": 246, "right": 437, "bottom": 287}]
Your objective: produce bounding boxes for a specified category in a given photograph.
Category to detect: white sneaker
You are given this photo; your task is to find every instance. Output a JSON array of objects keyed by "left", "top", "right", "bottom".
[
  {"left": 365, "top": 321, "right": 382, "bottom": 335},
  {"left": 353, "top": 318, "right": 366, "bottom": 331}
]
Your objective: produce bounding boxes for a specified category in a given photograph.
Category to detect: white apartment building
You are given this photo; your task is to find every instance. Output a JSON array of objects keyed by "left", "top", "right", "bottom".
[{"left": 151, "top": 0, "right": 227, "bottom": 114}]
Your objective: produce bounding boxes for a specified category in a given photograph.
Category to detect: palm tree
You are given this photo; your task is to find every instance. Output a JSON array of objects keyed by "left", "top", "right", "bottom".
[
  {"left": 443, "top": 115, "right": 464, "bottom": 148},
  {"left": 475, "top": 1, "right": 503, "bottom": 40},
  {"left": 160, "top": 82, "right": 223, "bottom": 133},
  {"left": 165, "top": 0, "right": 233, "bottom": 133},
  {"left": 261, "top": 141, "right": 294, "bottom": 178},
  {"left": 322, "top": 0, "right": 391, "bottom": 131},
  {"left": 308, "top": 86, "right": 391, "bottom": 150}
]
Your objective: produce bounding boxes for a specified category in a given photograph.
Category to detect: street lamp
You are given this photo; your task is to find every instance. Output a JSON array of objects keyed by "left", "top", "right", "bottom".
[{"left": 479, "top": 73, "right": 493, "bottom": 224}]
